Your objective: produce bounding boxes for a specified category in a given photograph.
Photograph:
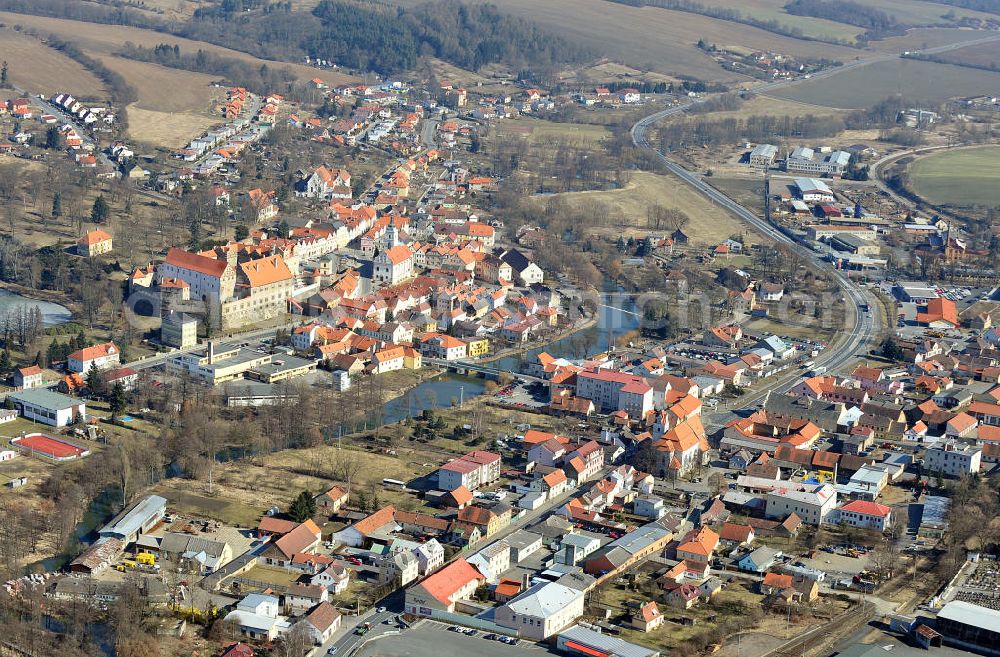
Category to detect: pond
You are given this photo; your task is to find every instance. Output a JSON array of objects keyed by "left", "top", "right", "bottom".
[{"left": 0, "top": 288, "right": 72, "bottom": 326}]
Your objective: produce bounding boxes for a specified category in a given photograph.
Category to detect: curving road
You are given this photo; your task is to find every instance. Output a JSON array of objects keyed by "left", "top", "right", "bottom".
[{"left": 627, "top": 51, "right": 917, "bottom": 418}]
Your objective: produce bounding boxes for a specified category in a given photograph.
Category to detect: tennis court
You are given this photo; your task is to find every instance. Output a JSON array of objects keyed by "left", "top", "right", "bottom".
[{"left": 12, "top": 433, "right": 89, "bottom": 460}]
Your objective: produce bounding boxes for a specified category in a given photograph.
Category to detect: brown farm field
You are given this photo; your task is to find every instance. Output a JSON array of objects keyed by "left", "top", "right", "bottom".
[
  {"left": 918, "top": 38, "right": 1000, "bottom": 70},
  {"left": 872, "top": 27, "right": 1000, "bottom": 52},
  {"left": 767, "top": 58, "right": 1000, "bottom": 109},
  {"left": 536, "top": 170, "right": 752, "bottom": 244},
  {"left": 0, "top": 11, "right": 357, "bottom": 86},
  {"left": 0, "top": 29, "right": 106, "bottom": 98},
  {"left": 126, "top": 106, "right": 222, "bottom": 149},
  {"left": 96, "top": 55, "right": 222, "bottom": 113},
  {"left": 393, "top": 0, "right": 857, "bottom": 81},
  {"left": 95, "top": 55, "right": 225, "bottom": 147}
]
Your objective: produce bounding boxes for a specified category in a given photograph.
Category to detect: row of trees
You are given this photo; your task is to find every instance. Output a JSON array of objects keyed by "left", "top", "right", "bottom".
[{"left": 658, "top": 113, "right": 846, "bottom": 151}]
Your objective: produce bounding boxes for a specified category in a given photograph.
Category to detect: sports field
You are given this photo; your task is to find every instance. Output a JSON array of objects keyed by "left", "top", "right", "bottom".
[
  {"left": 908, "top": 146, "right": 1000, "bottom": 207},
  {"left": 13, "top": 433, "right": 89, "bottom": 460},
  {"left": 769, "top": 59, "right": 1000, "bottom": 109}
]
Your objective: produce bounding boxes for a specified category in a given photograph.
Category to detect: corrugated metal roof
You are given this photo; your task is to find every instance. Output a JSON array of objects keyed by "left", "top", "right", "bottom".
[
  {"left": 937, "top": 600, "right": 1000, "bottom": 630},
  {"left": 559, "top": 625, "right": 659, "bottom": 657}
]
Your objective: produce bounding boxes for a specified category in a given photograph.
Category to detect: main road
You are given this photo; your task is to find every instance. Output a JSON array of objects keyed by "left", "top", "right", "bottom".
[{"left": 624, "top": 42, "right": 963, "bottom": 422}]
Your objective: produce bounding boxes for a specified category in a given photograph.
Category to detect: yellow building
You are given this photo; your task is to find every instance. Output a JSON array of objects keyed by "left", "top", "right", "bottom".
[{"left": 467, "top": 338, "right": 490, "bottom": 358}]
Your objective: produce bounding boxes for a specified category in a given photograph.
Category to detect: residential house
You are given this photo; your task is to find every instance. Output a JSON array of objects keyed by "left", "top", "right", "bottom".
[
  {"left": 77, "top": 229, "right": 113, "bottom": 257},
  {"left": 310, "top": 563, "right": 350, "bottom": 594},
  {"left": 379, "top": 549, "right": 419, "bottom": 586},
  {"left": 315, "top": 486, "right": 349, "bottom": 514},
  {"left": 332, "top": 505, "right": 398, "bottom": 548},
  {"left": 665, "top": 583, "right": 701, "bottom": 609},
  {"left": 719, "top": 522, "right": 755, "bottom": 547},
  {"left": 675, "top": 526, "right": 719, "bottom": 563},
  {"left": 738, "top": 547, "right": 782, "bottom": 573},
  {"left": 67, "top": 342, "right": 120, "bottom": 373},
  {"left": 838, "top": 500, "right": 892, "bottom": 532},
  {"left": 14, "top": 365, "right": 44, "bottom": 389},
  {"left": 631, "top": 601, "right": 664, "bottom": 632},
  {"left": 223, "top": 594, "right": 283, "bottom": 641},
  {"left": 404, "top": 558, "right": 486, "bottom": 615},
  {"left": 295, "top": 602, "right": 341, "bottom": 645},
  {"left": 760, "top": 572, "right": 793, "bottom": 595},
  {"left": 285, "top": 583, "right": 328, "bottom": 612},
  {"left": 413, "top": 539, "right": 445, "bottom": 575}
]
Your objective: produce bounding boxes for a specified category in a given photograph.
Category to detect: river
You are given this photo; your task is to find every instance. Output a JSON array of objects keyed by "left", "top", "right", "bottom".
[
  {"left": 0, "top": 289, "right": 72, "bottom": 326},
  {"left": 365, "top": 282, "right": 642, "bottom": 429}
]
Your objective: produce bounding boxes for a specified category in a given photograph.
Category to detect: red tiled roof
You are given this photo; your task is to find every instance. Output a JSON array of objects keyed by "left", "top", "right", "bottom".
[
  {"left": 417, "top": 558, "right": 484, "bottom": 606},
  {"left": 840, "top": 500, "right": 891, "bottom": 518},
  {"left": 165, "top": 247, "right": 228, "bottom": 278},
  {"left": 69, "top": 342, "right": 118, "bottom": 363},
  {"left": 78, "top": 229, "right": 112, "bottom": 246},
  {"left": 352, "top": 505, "right": 396, "bottom": 536}
]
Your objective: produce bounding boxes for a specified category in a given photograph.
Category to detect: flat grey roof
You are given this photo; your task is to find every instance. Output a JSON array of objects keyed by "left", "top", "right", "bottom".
[
  {"left": 505, "top": 529, "right": 542, "bottom": 550},
  {"left": 9, "top": 388, "right": 82, "bottom": 410},
  {"left": 937, "top": 600, "right": 1000, "bottom": 630},
  {"left": 249, "top": 354, "right": 317, "bottom": 376}
]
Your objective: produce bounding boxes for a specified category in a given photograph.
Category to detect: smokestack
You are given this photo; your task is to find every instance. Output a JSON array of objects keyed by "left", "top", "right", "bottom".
[
  {"left": 208, "top": 340, "right": 215, "bottom": 365},
  {"left": 522, "top": 572, "right": 530, "bottom": 590}
]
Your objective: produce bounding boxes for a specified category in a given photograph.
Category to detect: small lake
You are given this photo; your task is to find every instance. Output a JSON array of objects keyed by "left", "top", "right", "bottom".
[{"left": 0, "top": 289, "right": 72, "bottom": 326}]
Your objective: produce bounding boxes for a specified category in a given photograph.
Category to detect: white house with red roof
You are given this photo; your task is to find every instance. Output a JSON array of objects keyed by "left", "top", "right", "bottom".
[
  {"left": 576, "top": 369, "right": 656, "bottom": 420},
  {"left": 564, "top": 440, "right": 605, "bottom": 483},
  {"left": 14, "top": 365, "right": 44, "bottom": 389},
  {"left": 373, "top": 245, "right": 414, "bottom": 286},
  {"left": 77, "top": 229, "right": 113, "bottom": 257},
  {"left": 437, "top": 450, "right": 501, "bottom": 491},
  {"left": 837, "top": 500, "right": 892, "bottom": 532},
  {"left": 418, "top": 333, "right": 466, "bottom": 361},
  {"left": 404, "top": 557, "right": 485, "bottom": 615},
  {"left": 67, "top": 342, "right": 120, "bottom": 373}
]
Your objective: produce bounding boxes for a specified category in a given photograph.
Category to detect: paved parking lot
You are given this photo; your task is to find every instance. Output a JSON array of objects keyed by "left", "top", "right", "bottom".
[{"left": 357, "top": 621, "right": 549, "bottom": 657}]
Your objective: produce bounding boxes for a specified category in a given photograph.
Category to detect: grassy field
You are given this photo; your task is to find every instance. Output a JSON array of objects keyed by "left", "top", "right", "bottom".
[
  {"left": 698, "top": 94, "right": 846, "bottom": 121},
  {"left": 862, "top": 0, "right": 999, "bottom": 25},
  {"left": 503, "top": 117, "right": 612, "bottom": 147},
  {"left": 394, "top": 0, "right": 856, "bottom": 81},
  {"left": 0, "top": 11, "right": 356, "bottom": 86},
  {"left": 908, "top": 146, "right": 1000, "bottom": 207},
  {"left": 694, "top": 0, "right": 862, "bottom": 42},
  {"left": 537, "top": 170, "right": 751, "bottom": 244},
  {"left": 768, "top": 58, "right": 1000, "bottom": 108},
  {"left": 0, "top": 29, "right": 106, "bottom": 98}
]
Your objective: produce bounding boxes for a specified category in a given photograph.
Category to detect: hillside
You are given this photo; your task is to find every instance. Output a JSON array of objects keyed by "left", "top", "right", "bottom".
[{"left": 0, "top": 0, "right": 592, "bottom": 77}]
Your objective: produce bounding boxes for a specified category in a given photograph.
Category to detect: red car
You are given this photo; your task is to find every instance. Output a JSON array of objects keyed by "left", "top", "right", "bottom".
[{"left": 348, "top": 557, "right": 362, "bottom": 566}]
